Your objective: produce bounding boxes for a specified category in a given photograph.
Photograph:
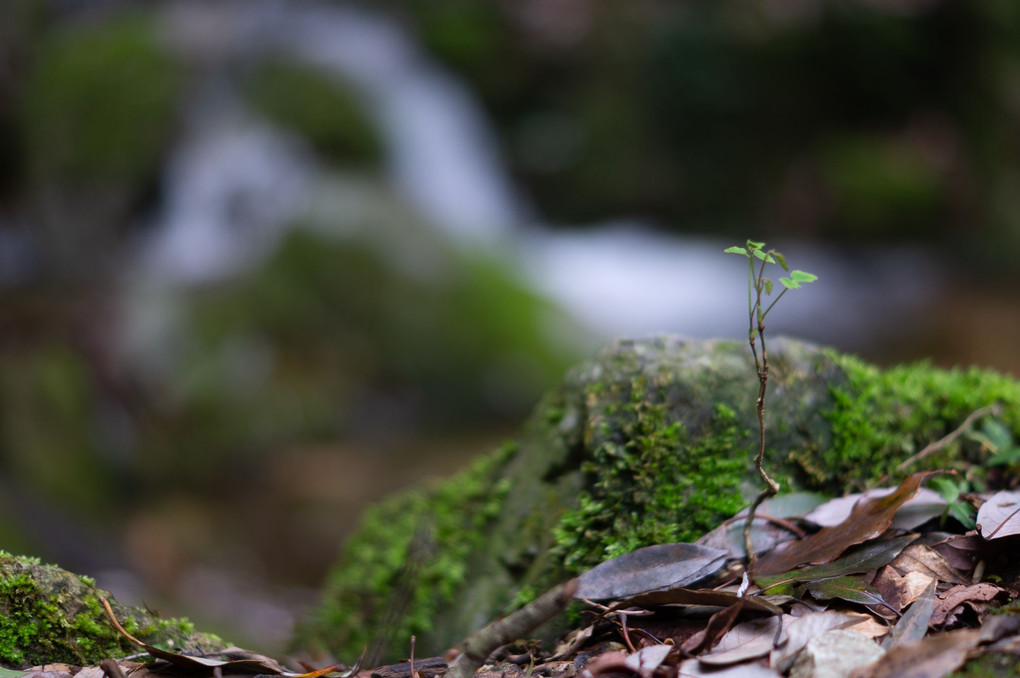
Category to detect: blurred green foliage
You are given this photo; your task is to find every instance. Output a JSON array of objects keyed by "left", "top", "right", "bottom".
[
  {"left": 14, "top": 9, "right": 181, "bottom": 278},
  {"left": 184, "top": 228, "right": 576, "bottom": 443},
  {"left": 0, "top": 344, "right": 114, "bottom": 515},
  {"left": 397, "top": 1, "right": 1020, "bottom": 264},
  {"left": 20, "top": 12, "right": 179, "bottom": 182},
  {"left": 245, "top": 59, "right": 382, "bottom": 165}
]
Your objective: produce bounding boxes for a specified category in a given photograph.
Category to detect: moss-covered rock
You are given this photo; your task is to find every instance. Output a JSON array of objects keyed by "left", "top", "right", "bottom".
[
  {"left": 297, "top": 336, "right": 1020, "bottom": 662},
  {"left": 18, "top": 10, "right": 181, "bottom": 277},
  {"left": 244, "top": 59, "right": 381, "bottom": 166},
  {"left": 0, "top": 551, "right": 225, "bottom": 668}
]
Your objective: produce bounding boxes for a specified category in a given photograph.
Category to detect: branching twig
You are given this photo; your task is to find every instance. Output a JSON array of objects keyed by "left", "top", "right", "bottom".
[
  {"left": 895, "top": 404, "right": 1002, "bottom": 473},
  {"left": 743, "top": 328, "right": 780, "bottom": 570},
  {"left": 446, "top": 579, "right": 578, "bottom": 678},
  {"left": 725, "top": 241, "right": 816, "bottom": 573}
]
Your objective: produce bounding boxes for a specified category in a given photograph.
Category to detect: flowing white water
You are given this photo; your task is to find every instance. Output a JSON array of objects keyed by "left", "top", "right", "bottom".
[{"left": 144, "top": 0, "right": 939, "bottom": 347}]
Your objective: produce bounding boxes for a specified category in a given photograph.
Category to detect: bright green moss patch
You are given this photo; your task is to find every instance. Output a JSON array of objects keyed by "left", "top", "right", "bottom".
[
  {"left": 0, "top": 552, "right": 224, "bottom": 668},
  {"left": 950, "top": 653, "right": 1020, "bottom": 678},
  {"left": 555, "top": 382, "right": 747, "bottom": 572},
  {"left": 302, "top": 443, "right": 515, "bottom": 662},
  {"left": 246, "top": 59, "right": 381, "bottom": 165},
  {"left": 815, "top": 352, "right": 1020, "bottom": 489},
  {"left": 20, "top": 11, "right": 180, "bottom": 182}
]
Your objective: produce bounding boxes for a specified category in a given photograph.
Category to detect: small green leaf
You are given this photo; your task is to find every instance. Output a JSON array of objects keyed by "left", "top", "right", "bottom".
[
  {"left": 948, "top": 501, "right": 976, "bottom": 530},
  {"left": 773, "top": 252, "right": 789, "bottom": 271},
  {"left": 752, "top": 249, "right": 776, "bottom": 263},
  {"left": 929, "top": 476, "right": 961, "bottom": 503},
  {"left": 747, "top": 240, "right": 765, "bottom": 249},
  {"left": 780, "top": 278, "right": 800, "bottom": 289},
  {"left": 724, "top": 246, "right": 748, "bottom": 256},
  {"left": 980, "top": 419, "right": 1013, "bottom": 452},
  {"left": 988, "top": 447, "right": 1020, "bottom": 466},
  {"left": 790, "top": 270, "right": 818, "bottom": 283},
  {"left": 763, "top": 279, "right": 774, "bottom": 295}
]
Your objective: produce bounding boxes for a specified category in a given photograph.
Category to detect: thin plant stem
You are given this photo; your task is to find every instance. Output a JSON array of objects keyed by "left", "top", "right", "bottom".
[
  {"left": 726, "top": 241, "right": 815, "bottom": 571},
  {"left": 742, "top": 281, "right": 780, "bottom": 570}
]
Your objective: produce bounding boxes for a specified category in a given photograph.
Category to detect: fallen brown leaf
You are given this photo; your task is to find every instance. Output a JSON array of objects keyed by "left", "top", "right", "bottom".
[
  {"left": 881, "top": 580, "right": 936, "bottom": 650},
  {"left": 698, "top": 617, "right": 781, "bottom": 666},
  {"left": 755, "top": 472, "right": 937, "bottom": 576},
  {"left": 622, "top": 645, "right": 674, "bottom": 678},
  {"left": 930, "top": 583, "right": 1006, "bottom": 627},
  {"left": 677, "top": 658, "right": 780, "bottom": 677},
  {"left": 872, "top": 565, "right": 936, "bottom": 612},
  {"left": 680, "top": 598, "right": 749, "bottom": 655},
  {"left": 804, "top": 488, "right": 946, "bottom": 531},
  {"left": 769, "top": 611, "right": 860, "bottom": 673},
  {"left": 848, "top": 628, "right": 979, "bottom": 678},
  {"left": 930, "top": 540, "right": 979, "bottom": 574},
  {"left": 754, "top": 534, "right": 918, "bottom": 591},
  {"left": 886, "top": 541, "right": 970, "bottom": 586},
  {"left": 790, "top": 629, "right": 885, "bottom": 678},
  {"left": 619, "top": 588, "right": 782, "bottom": 616}
]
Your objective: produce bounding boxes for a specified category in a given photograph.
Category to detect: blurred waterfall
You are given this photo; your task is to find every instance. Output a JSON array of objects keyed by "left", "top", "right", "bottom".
[{"left": 142, "top": 0, "right": 939, "bottom": 349}]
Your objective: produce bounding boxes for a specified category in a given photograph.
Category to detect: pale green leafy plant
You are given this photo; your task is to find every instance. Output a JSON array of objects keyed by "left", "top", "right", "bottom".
[{"left": 725, "top": 240, "right": 817, "bottom": 568}]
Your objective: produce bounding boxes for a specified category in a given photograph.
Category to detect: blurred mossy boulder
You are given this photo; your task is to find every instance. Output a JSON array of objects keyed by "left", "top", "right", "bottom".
[
  {"left": 137, "top": 192, "right": 582, "bottom": 477},
  {"left": 0, "top": 176, "right": 582, "bottom": 559},
  {"left": 245, "top": 59, "right": 382, "bottom": 166},
  {"left": 297, "top": 336, "right": 1020, "bottom": 662},
  {"left": 0, "top": 551, "right": 224, "bottom": 668},
  {"left": 18, "top": 10, "right": 181, "bottom": 277},
  {"left": 0, "top": 341, "right": 118, "bottom": 516}
]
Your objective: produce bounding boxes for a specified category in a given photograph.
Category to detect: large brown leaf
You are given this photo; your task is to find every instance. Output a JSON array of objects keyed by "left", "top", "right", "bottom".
[
  {"left": 755, "top": 473, "right": 936, "bottom": 576},
  {"left": 848, "top": 629, "right": 980, "bottom": 678}
]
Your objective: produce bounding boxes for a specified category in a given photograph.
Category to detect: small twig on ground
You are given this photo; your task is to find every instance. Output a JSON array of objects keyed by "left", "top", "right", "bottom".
[
  {"left": 721, "top": 512, "right": 806, "bottom": 541},
  {"left": 743, "top": 326, "right": 780, "bottom": 571},
  {"left": 619, "top": 612, "right": 637, "bottom": 653},
  {"left": 446, "top": 579, "right": 578, "bottom": 678},
  {"left": 894, "top": 404, "right": 1001, "bottom": 474}
]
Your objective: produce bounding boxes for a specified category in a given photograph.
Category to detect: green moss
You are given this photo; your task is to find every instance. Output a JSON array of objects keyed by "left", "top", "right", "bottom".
[
  {"left": 246, "top": 59, "right": 381, "bottom": 165},
  {"left": 950, "top": 653, "right": 1020, "bottom": 678},
  {"left": 554, "top": 380, "right": 748, "bottom": 572},
  {"left": 0, "top": 552, "right": 223, "bottom": 668},
  {"left": 0, "top": 344, "right": 114, "bottom": 517},
  {"left": 20, "top": 11, "right": 180, "bottom": 182},
  {"left": 305, "top": 338, "right": 1020, "bottom": 663},
  {"left": 304, "top": 442, "right": 516, "bottom": 661},
  {"left": 182, "top": 229, "right": 576, "bottom": 444},
  {"left": 816, "top": 352, "right": 1020, "bottom": 489}
]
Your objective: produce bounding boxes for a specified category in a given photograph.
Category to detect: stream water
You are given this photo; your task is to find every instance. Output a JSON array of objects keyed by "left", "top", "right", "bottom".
[{"left": 145, "top": 0, "right": 940, "bottom": 351}]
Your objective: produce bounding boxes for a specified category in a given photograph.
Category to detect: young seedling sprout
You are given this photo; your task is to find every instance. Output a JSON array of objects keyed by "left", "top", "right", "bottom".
[{"left": 724, "top": 240, "right": 817, "bottom": 569}]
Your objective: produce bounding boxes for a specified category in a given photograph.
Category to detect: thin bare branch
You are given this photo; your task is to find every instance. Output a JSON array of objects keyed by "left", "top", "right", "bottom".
[{"left": 446, "top": 579, "right": 578, "bottom": 678}]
